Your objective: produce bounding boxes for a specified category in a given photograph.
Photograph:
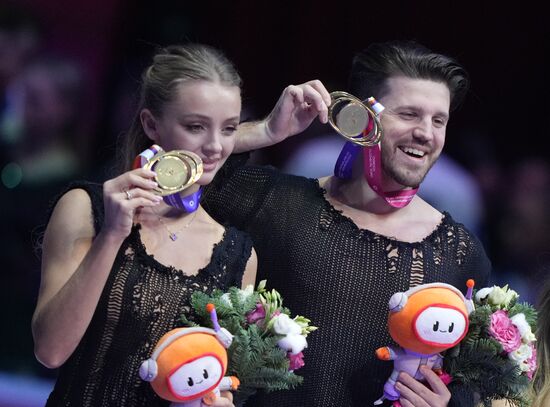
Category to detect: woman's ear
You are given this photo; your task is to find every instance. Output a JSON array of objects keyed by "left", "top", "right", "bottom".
[{"left": 140, "top": 109, "right": 159, "bottom": 142}]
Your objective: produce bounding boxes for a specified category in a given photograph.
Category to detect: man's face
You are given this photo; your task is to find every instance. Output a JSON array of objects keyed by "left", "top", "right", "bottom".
[{"left": 378, "top": 76, "right": 450, "bottom": 189}]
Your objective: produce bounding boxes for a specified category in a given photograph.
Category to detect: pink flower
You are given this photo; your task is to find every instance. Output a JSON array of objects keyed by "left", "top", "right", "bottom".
[
  {"left": 246, "top": 303, "right": 266, "bottom": 324},
  {"left": 438, "top": 372, "right": 453, "bottom": 385},
  {"left": 489, "top": 310, "right": 522, "bottom": 353},
  {"left": 288, "top": 351, "right": 305, "bottom": 371},
  {"left": 526, "top": 344, "right": 537, "bottom": 380}
]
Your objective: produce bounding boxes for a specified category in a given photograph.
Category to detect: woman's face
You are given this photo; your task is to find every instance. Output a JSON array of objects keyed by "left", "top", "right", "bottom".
[{"left": 144, "top": 80, "right": 241, "bottom": 185}]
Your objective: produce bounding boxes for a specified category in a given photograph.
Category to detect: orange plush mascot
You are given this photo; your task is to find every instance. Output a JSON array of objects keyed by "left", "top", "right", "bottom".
[
  {"left": 374, "top": 281, "right": 474, "bottom": 405},
  {"left": 139, "top": 304, "right": 239, "bottom": 406}
]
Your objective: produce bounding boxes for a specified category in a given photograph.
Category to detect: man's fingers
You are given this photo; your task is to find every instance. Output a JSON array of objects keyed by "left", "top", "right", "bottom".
[
  {"left": 306, "top": 79, "right": 331, "bottom": 106},
  {"left": 396, "top": 372, "right": 432, "bottom": 406},
  {"left": 420, "top": 366, "right": 449, "bottom": 396},
  {"left": 220, "top": 391, "right": 233, "bottom": 402}
]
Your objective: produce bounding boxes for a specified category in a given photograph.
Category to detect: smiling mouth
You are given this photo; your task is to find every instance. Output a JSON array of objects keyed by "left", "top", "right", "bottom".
[
  {"left": 202, "top": 161, "right": 219, "bottom": 169},
  {"left": 399, "top": 146, "right": 426, "bottom": 158}
]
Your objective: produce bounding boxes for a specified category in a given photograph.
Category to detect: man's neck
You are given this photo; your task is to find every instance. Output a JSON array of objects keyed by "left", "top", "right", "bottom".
[
  {"left": 320, "top": 174, "right": 444, "bottom": 243},
  {"left": 326, "top": 174, "right": 401, "bottom": 215}
]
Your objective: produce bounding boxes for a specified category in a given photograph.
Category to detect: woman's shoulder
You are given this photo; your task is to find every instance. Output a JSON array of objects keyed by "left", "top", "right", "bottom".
[{"left": 48, "top": 180, "right": 105, "bottom": 234}]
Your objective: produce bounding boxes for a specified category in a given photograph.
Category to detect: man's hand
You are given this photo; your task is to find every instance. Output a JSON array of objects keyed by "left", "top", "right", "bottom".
[
  {"left": 264, "top": 79, "right": 331, "bottom": 144},
  {"left": 234, "top": 80, "right": 331, "bottom": 153},
  {"left": 203, "top": 390, "right": 234, "bottom": 407},
  {"left": 395, "top": 366, "right": 450, "bottom": 407}
]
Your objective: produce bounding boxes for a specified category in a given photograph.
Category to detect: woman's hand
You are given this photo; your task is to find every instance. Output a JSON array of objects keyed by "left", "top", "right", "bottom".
[
  {"left": 396, "top": 366, "right": 451, "bottom": 407},
  {"left": 264, "top": 79, "right": 331, "bottom": 144},
  {"left": 102, "top": 168, "right": 162, "bottom": 239}
]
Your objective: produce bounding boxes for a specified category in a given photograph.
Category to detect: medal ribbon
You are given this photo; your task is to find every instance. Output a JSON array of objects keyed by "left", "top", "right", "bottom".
[
  {"left": 333, "top": 100, "right": 418, "bottom": 208},
  {"left": 362, "top": 144, "right": 418, "bottom": 208},
  {"left": 134, "top": 145, "right": 202, "bottom": 213}
]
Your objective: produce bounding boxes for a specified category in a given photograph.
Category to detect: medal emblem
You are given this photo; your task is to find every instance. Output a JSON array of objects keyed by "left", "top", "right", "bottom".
[
  {"left": 142, "top": 150, "right": 203, "bottom": 196},
  {"left": 328, "top": 91, "right": 384, "bottom": 146}
]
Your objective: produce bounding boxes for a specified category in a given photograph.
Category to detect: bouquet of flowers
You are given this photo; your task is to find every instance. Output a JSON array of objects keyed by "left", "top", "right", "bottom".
[
  {"left": 181, "top": 280, "right": 317, "bottom": 405},
  {"left": 443, "top": 284, "right": 538, "bottom": 406}
]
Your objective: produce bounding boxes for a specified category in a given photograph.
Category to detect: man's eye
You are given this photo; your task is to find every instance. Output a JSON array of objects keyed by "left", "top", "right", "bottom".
[
  {"left": 399, "top": 112, "right": 416, "bottom": 119},
  {"left": 433, "top": 118, "right": 447, "bottom": 127},
  {"left": 222, "top": 126, "right": 237, "bottom": 135}
]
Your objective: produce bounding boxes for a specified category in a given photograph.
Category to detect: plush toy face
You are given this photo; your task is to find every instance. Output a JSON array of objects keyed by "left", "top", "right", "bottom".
[
  {"left": 388, "top": 285, "right": 469, "bottom": 355},
  {"left": 168, "top": 354, "right": 223, "bottom": 398},
  {"left": 413, "top": 304, "right": 468, "bottom": 347},
  {"left": 151, "top": 330, "right": 228, "bottom": 402}
]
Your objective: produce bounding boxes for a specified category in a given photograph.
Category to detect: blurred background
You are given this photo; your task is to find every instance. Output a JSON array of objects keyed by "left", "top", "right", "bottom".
[{"left": 1, "top": 1, "right": 548, "bottom": 405}]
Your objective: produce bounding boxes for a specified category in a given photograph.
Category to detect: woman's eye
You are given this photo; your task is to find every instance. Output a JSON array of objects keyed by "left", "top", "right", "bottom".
[{"left": 185, "top": 124, "right": 205, "bottom": 133}]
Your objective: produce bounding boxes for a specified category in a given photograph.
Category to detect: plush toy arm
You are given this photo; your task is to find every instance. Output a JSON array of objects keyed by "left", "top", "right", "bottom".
[
  {"left": 432, "top": 354, "right": 444, "bottom": 372},
  {"left": 219, "top": 376, "right": 240, "bottom": 391},
  {"left": 375, "top": 346, "right": 396, "bottom": 361}
]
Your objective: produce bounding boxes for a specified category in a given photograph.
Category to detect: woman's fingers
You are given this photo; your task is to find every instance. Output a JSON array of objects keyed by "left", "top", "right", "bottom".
[
  {"left": 125, "top": 169, "right": 158, "bottom": 191},
  {"left": 122, "top": 187, "right": 162, "bottom": 207}
]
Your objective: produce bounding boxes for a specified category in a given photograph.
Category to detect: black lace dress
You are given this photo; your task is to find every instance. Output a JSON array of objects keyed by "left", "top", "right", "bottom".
[
  {"left": 203, "top": 157, "right": 492, "bottom": 407},
  {"left": 45, "top": 182, "right": 253, "bottom": 406}
]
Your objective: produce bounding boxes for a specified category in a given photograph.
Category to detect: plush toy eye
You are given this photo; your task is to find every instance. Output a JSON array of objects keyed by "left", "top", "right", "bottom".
[
  {"left": 449, "top": 322, "right": 454, "bottom": 333},
  {"left": 187, "top": 377, "right": 194, "bottom": 386},
  {"left": 433, "top": 321, "right": 439, "bottom": 331},
  {"left": 203, "top": 369, "right": 209, "bottom": 379}
]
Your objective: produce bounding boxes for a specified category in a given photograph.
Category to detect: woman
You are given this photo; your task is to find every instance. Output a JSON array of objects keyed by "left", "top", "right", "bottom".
[{"left": 31, "top": 44, "right": 257, "bottom": 406}]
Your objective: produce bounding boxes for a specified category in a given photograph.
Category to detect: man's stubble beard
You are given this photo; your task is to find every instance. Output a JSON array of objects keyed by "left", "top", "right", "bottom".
[{"left": 381, "top": 150, "right": 439, "bottom": 188}]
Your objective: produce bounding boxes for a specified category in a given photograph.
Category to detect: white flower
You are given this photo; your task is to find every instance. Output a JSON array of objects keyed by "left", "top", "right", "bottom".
[
  {"left": 220, "top": 285, "right": 254, "bottom": 307},
  {"left": 220, "top": 293, "right": 232, "bottom": 307},
  {"left": 277, "top": 334, "right": 308, "bottom": 354},
  {"left": 488, "top": 285, "right": 518, "bottom": 307},
  {"left": 475, "top": 287, "right": 494, "bottom": 302},
  {"left": 510, "top": 313, "right": 536, "bottom": 343},
  {"left": 508, "top": 343, "right": 533, "bottom": 371},
  {"left": 240, "top": 284, "right": 255, "bottom": 300},
  {"left": 272, "top": 314, "right": 302, "bottom": 335}
]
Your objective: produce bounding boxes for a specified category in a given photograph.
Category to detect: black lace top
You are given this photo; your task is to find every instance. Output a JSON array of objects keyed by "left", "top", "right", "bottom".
[
  {"left": 45, "top": 182, "right": 253, "bottom": 406},
  {"left": 203, "top": 158, "right": 491, "bottom": 407}
]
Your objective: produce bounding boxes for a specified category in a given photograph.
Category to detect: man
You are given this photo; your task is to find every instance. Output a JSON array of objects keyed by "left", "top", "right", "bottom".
[{"left": 204, "top": 40, "right": 490, "bottom": 407}]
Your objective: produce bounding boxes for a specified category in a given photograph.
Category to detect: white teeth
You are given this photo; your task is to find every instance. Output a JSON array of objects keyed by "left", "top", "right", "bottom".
[{"left": 401, "top": 147, "right": 425, "bottom": 157}]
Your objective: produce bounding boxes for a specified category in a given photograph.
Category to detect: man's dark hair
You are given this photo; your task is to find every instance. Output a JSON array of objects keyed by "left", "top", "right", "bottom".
[{"left": 349, "top": 40, "right": 469, "bottom": 111}]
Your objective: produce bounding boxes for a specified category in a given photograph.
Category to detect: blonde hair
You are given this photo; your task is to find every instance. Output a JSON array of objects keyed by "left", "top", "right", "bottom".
[{"left": 118, "top": 43, "right": 241, "bottom": 173}]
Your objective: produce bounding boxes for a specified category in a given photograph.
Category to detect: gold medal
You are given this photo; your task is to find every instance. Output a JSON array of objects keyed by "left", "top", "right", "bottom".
[
  {"left": 328, "top": 91, "right": 384, "bottom": 146},
  {"left": 143, "top": 150, "right": 203, "bottom": 196},
  {"left": 335, "top": 102, "right": 370, "bottom": 137}
]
